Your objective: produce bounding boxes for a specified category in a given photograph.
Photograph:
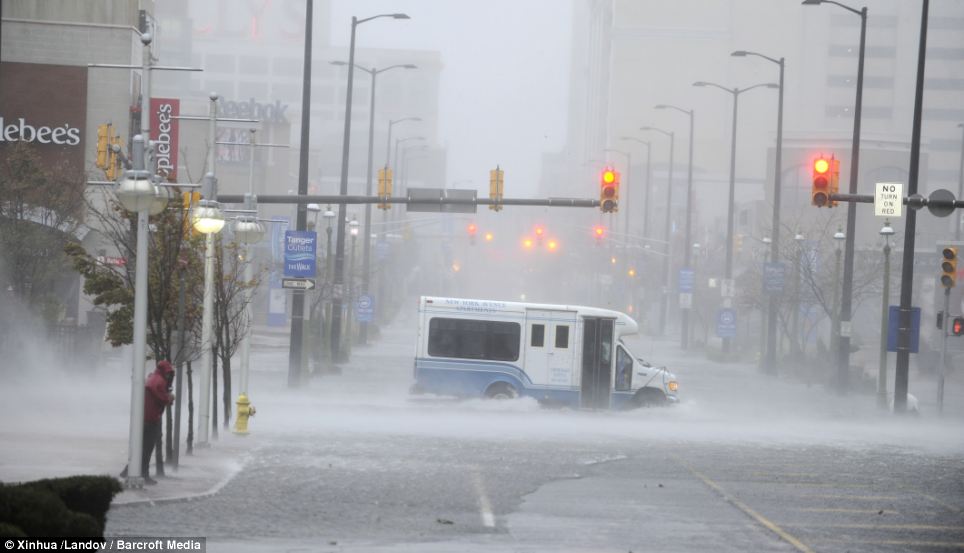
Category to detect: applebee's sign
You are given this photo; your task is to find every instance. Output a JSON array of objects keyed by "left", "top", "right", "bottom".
[
  {"left": 0, "top": 117, "right": 81, "bottom": 145},
  {"left": 150, "top": 98, "right": 180, "bottom": 180}
]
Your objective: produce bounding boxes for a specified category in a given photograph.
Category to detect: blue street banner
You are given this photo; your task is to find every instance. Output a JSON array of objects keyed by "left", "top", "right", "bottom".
[
  {"left": 716, "top": 308, "right": 737, "bottom": 338},
  {"left": 284, "top": 230, "right": 317, "bottom": 277},
  {"left": 763, "top": 261, "right": 786, "bottom": 294},
  {"left": 356, "top": 294, "right": 375, "bottom": 323},
  {"left": 679, "top": 268, "right": 695, "bottom": 293}
]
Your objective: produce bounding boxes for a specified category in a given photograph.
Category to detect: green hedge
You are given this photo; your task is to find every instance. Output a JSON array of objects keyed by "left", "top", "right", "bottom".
[{"left": 0, "top": 476, "right": 121, "bottom": 537}]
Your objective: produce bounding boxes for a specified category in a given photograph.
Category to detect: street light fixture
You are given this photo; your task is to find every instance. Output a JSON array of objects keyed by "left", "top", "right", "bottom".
[
  {"left": 693, "top": 80, "right": 778, "bottom": 353},
  {"left": 192, "top": 200, "right": 226, "bottom": 235},
  {"left": 330, "top": 12, "right": 411, "bottom": 364},
  {"left": 330, "top": 60, "right": 417, "bottom": 345},
  {"left": 731, "top": 49, "right": 786, "bottom": 375},
  {"left": 640, "top": 125, "right": 675, "bottom": 338},
  {"left": 803, "top": 0, "right": 868, "bottom": 395},
  {"left": 654, "top": 104, "right": 695, "bottom": 349}
]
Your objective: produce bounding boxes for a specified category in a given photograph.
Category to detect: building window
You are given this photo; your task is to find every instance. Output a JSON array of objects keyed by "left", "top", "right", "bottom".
[{"left": 828, "top": 45, "right": 896, "bottom": 58}]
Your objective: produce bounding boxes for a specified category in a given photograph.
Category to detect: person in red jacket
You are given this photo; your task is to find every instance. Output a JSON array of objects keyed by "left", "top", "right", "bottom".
[{"left": 121, "top": 360, "right": 175, "bottom": 485}]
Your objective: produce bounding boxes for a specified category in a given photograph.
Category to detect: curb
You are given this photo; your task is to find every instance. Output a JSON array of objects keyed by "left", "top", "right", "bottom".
[{"left": 110, "top": 454, "right": 248, "bottom": 508}]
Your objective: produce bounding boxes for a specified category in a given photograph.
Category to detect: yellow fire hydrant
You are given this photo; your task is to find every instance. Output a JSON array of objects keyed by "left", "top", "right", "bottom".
[{"left": 233, "top": 393, "right": 256, "bottom": 435}]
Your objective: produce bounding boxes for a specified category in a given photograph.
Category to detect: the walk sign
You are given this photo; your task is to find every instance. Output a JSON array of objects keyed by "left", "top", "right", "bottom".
[{"left": 284, "top": 230, "right": 317, "bottom": 277}]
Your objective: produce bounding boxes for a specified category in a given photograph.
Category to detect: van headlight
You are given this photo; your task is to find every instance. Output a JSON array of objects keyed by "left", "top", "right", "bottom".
[{"left": 667, "top": 380, "right": 678, "bottom": 392}]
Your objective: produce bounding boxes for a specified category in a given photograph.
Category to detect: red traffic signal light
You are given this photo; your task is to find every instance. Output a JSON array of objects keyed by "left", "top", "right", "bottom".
[
  {"left": 953, "top": 316, "right": 964, "bottom": 336},
  {"left": 467, "top": 223, "right": 477, "bottom": 235},
  {"left": 600, "top": 167, "right": 619, "bottom": 213}
]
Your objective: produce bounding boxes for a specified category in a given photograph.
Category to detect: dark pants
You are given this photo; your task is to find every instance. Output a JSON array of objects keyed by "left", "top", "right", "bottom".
[{"left": 141, "top": 420, "right": 161, "bottom": 476}]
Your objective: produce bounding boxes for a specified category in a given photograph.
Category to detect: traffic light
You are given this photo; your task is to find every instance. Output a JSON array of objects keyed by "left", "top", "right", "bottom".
[
  {"left": 953, "top": 317, "right": 964, "bottom": 336},
  {"left": 600, "top": 167, "right": 619, "bottom": 213},
  {"left": 811, "top": 156, "right": 830, "bottom": 207},
  {"left": 96, "top": 124, "right": 109, "bottom": 169},
  {"left": 484, "top": 231, "right": 494, "bottom": 243},
  {"left": 592, "top": 225, "right": 606, "bottom": 245},
  {"left": 522, "top": 237, "right": 534, "bottom": 250},
  {"left": 106, "top": 134, "right": 122, "bottom": 181},
  {"left": 941, "top": 247, "right": 958, "bottom": 288},
  {"left": 377, "top": 167, "right": 393, "bottom": 210},
  {"left": 546, "top": 239, "right": 559, "bottom": 252},
  {"left": 534, "top": 225, "right": 545, "bottom": 243},
  {"left": 467, "top": 223, "right": 478, "bottom": 245},
  {"left": 489, "top": 166, "right": 504, "bottom": 211}
]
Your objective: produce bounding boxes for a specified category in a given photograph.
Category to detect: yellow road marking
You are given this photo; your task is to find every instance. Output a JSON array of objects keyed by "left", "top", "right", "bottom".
[
  {"left": 809, "top": 494, "right": 900, "bottom": 501},
  {"left": 781, "top": 522, "right": 964, "bottom": 531},
  {"left": 793, "top": 507, "right": 898, "bottom": 514},
  {"left": 681, "top": 463, "right": 814, "bottom": 553}
]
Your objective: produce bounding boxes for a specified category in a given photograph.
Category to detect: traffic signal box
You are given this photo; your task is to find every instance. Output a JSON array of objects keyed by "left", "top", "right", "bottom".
[
  {"left": 96, "top": 123, "right": 123, "bottom": 181},
  {"left": 941, "top": 247, "right": 958, "bottom": 288},
  {"left": 811, "top": 155, "right": 840, "bottom": 208},
  {"left": 953, "top": 316, "right": 964, "bottom": 336},
  {"left": 96, "top": 124, "right": 109, "bottom": 169},
  {"left": 489, "top": 166, "right": 504, "bottom": 211},
  {"left": 600, "top": 167, "right": 619, "bottom": 213},
  {"left": 377, "top": 167, "right": 393, "bottom": 210}
]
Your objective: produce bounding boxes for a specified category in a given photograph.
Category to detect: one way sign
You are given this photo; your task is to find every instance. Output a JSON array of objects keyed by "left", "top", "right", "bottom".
[{"left": 282, "top": 278, "right": 315, "bottom": 291}]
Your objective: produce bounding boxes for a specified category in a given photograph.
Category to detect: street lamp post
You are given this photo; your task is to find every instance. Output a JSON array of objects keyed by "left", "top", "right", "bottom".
[
  {"left": 957, "top": 123, "right": 963, "bottom": 241},
  {"left": 803, "top": 0, "right": 868, "bottom": 394},
  {"left": 330, "top": 61, "right": 416, "bottom": 345},
  {"left": 386, "top": 117, "right": 421, "bottom": 169},
  {"left": 693, "top": 80, "right": 778, "bottom": 353},
  {"left": 330, "top": 12, "right": 410, "bottom": 364},
  {"left": 346, "top": 217, "right": 360, "bottom": 349},
  {"left": 640, "top": 126, "right": 674, "bottom": 336},
  {"left": 654, "top": 104, "right": 695, "bottom": 349},
  {"left": 732, "top": 50, "right": 785, "bottom": 375},
  {"left": 759, "top": 236, "right": 772, "bottom": 367},
  {"left": 619, "top": 137, "right": 652, "bottom": 241},
  {"left": 831, "top": 227, "right": 846, "bottom": 377},
  {"left": 878, "top": 220, "right": 894, "bottom": 410},
  {"left": 791, "top": 232, "right": 805, "bottom": 358}
]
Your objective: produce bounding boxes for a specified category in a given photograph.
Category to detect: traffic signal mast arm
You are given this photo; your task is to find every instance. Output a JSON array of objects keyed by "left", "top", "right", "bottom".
[
  {"left": 817, "top": 192, "right": 964, "bottom": 210},
  {"left": 215, "top": 193, "right": 602, "bottom": 208}
]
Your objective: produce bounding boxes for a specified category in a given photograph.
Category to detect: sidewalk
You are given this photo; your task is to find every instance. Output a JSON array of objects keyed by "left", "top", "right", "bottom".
[{"left": 0, "top": 368, "right": 254, "bottom": 507}]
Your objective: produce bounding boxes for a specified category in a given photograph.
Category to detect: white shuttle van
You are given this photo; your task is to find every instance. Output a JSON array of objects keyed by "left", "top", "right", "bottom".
[{"left": 412, "top": 296, "right": 679, "bottom": 408}]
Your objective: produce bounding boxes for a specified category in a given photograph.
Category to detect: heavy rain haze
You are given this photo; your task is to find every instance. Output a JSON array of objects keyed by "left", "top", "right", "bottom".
[{"left": 2, "top": 0, "right": 964, "bottom": 551}]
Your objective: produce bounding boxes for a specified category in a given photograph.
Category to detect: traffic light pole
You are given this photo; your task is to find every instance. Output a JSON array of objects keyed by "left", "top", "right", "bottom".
[{"left": 938, "top": 287, "right": 949, "bottom": 414}]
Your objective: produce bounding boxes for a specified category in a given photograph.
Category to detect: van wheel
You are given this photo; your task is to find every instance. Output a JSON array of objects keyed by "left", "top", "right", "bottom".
[
  {"left": 633, "top": 388, "right": 666, "bottom": 408},
  {"left": 486, "top": 383, "right": 518, "bottom": 400}
]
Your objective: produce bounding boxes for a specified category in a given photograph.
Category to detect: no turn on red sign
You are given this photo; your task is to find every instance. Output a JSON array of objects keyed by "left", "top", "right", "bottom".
[{"left": 875, "top": 182, "right": 903, "bottom": 217}]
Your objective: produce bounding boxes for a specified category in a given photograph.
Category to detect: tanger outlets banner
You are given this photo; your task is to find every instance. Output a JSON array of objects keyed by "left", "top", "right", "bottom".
[
  {"left": 150, "top": 98, "right": 180, "bottom": 181},
  {"left": 0, "top": 62, "right": 87, "bottom": 173}
]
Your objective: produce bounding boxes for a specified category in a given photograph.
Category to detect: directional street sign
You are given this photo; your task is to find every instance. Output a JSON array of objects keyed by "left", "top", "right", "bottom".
[{"left": 281, "top": 278, "right": 315, "bottom": 291}]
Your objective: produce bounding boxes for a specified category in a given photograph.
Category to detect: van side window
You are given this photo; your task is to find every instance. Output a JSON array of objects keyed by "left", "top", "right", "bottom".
[
  {"left": 555, "top": 325, "right": 569, "bottom": 348},
  {"left": 427, "top": 317, "right": 521, "bottom": 362},
  {"left": 531, "top": 324, "right": 545, "bottom": 347}
]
